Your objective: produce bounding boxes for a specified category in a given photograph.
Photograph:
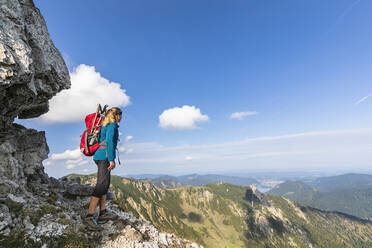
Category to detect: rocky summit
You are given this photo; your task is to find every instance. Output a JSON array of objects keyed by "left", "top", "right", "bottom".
[
  {"left": 0, "top": 1, "right": 202, "bottom": 247},
  {"left": 0, "top": 175, "right": 203, "bottom": 247}
]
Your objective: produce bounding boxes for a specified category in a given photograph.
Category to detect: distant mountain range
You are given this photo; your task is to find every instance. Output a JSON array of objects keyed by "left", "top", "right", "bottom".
[
  {"left": 70, "top": 174, "right": 372, "bottom": 248},
  {"left": 268, "top": 173, "right": 372, "bottom": 220},
  {"left": 126, "top": 173, "right": 260, "bottom": 188},
  {"left": 309, "top": 173, "right": 372, "bottom": 190}
]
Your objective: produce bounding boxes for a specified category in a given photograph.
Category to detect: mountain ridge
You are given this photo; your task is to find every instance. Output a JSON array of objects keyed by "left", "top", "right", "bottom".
[
  {"left": 268, "top": 174, "right": 372, "bottom": 220},
  {"left": 310, "top": 173, "right": 372, "bottom": 190},
  {"left": 71, "top": 173, "right": 372, "bottom": 248},
  {"left": 126, "top": 173, "right": 260, "bottom": 189}
]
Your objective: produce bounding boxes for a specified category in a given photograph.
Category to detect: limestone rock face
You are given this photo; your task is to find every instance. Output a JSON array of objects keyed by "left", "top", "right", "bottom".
[
  {"left": 0, "top": 124, "right": 49, "bottom": 197},
  {"left": 0, "top": 0, "right": 70, "bottom": 129},
  {"left": 0, "top": 0, "right": 69, "bottom": 210}
]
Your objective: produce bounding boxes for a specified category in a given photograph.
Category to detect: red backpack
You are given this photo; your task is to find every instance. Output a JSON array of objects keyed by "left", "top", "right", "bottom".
[{"left": 80, "top": 104, "right": 108, "bottom": 156}]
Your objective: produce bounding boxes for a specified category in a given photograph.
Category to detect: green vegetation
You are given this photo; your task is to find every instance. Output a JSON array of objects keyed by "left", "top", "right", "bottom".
[
  {"left": 311, "top": 173, "right": 372, "bottom": 190},
  {"left": 187, "top": 212, "right": 202, "bottom": 222},
  {"left": 266, "top": 194, "right": 372, "bottom": 248},
  {"left": 52, "top": 232, "right": 90, "bottom": 248},
  {"left": 0, "top": 230, "right": 38, "bottom": 248},
  {"left": 3, "top": 199, "right": 23, "bottom": 214},
  {"left": 71, "top": 174, "right": 372, "bottom": 248},
  {"left": 0, "top": 226, "right": 90, "bottom": 248},
  {"left": 268, "top": 180, "right": 372, "bottom": 219},
  {"left": 23, "top": 204, "right": 59, "bottom": 226}
]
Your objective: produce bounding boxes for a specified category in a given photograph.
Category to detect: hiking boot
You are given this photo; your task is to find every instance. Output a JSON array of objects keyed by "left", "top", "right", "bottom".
[
  {"left": 83, "top": 215, "right": 103, "bottom": 231},
  {"left": 97, "top": 210, "right": 118, "bottom": 224}
]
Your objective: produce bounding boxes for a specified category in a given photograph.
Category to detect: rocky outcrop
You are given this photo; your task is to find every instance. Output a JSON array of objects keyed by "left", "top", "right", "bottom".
[
  {"left": 0, "top": 0, "right": 69, "bottom": 194},
  {"left": 0, "top": 176, "right": 203, "bottom": 247},
  {"left": 0, "top": 124, "right": 49, "bottom": 197},
  {"left": 0, "top": 0, "right": 71, "bottom": 231},
  {"left": 245, "top": 185, "right": 271, "bottom": 207},
  {"left": 0, "top": 0, "right": 70, "bottom": 129}
]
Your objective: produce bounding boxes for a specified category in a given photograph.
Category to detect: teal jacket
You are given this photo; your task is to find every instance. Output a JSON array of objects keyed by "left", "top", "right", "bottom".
[{"left": 93, "top": 122, "right": 119, "bottom": 162}]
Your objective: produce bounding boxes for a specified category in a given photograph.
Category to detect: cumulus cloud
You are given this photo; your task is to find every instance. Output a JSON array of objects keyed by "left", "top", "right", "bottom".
[
  {"left": 159, "top": 105, "right": 209, "bottom": 130},
  {"left": 125, "top": 135, "right": 133, "bottom": 142},
  {"left": 230, "top": 111, "right": 258, "bottom": 120},
  {"left": 40, "top": 64, "right": 130, "bottom": 123},
  {"left": 50, "top": 149, "right": 81, "bottom": 160},
  {"left": 45, "top": 148, "right": 89, "bottom": 170}
]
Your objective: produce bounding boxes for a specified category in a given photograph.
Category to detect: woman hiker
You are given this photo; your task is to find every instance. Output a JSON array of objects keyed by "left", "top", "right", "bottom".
[{"left": 83, "top": 107, "right": 122, "bottom": 231}]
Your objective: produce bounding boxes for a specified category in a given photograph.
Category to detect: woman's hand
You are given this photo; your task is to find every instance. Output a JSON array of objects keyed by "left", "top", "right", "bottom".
[{"left": 108, "top": 161, "right": 116, "bottom": 171}]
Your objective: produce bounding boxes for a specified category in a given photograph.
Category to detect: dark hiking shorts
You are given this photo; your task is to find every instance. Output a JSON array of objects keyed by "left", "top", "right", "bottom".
[{"left": 92, "top": 160, "right": 111, "bottom": 198}]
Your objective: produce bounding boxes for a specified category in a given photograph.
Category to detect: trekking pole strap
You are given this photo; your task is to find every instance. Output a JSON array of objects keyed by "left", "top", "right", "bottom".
[
  {"left": 84, "top": 128, "right": 89, "bottom": 154},
  {"left": 116, "top": 147, "right": 121, "bottom": 165}
]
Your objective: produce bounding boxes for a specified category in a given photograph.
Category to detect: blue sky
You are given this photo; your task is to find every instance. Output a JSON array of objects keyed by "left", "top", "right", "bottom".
[{"left": 19, "top": 0, "right": 372, "bottom": 178}]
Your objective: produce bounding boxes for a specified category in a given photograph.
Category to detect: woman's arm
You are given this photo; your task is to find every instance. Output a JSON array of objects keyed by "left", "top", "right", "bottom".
[{"left": 106, "top": 123, "right": 118, "bottom": 162}]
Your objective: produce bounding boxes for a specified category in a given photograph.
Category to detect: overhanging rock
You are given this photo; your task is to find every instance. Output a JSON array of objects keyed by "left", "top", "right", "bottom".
[{"left": 0, "top": 0, "right": 70, "bottom": 129}]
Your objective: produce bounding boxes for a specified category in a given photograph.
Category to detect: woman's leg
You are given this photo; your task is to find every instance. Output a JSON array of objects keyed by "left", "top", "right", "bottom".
[
  {"left": 88, "top": 196, "right": 100, "bottom": 215},
  {"left": 89, "top": 160, "right": 111, "bottom": 213},
  {"left": 100, "top": 161, "right": 111, "bottom": 211},
  {"left": 99, "top": 195, "right": 106, "bottom": 211},
  {"left": 96, "top": 165, "right": 117, "bottom": 222}
]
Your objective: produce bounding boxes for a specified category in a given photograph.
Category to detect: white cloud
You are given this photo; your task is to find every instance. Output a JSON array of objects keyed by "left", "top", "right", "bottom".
[
  {"left": 159, "top": 105, "right": 209, "bottom": 130},
  {"left": 46, "top": 148, "right": 90, "bottom": 170},
  {"left": 50, "top": 149, "right": 81, "bottom": 160},
  {"left": 355, "top": 94, "right": 372, "bottom": 106},
  {"left": 66, "top": 158, "right": 88, "bottom": 169},
  {"left": 117, "top": 146, "right": 134, "bottom": 154},
  {"left": 230, "top": 111, "right": 258, "bottom": 120},
  {"left": 106, "top": 128, "right": 372, "bottom": 176},
  {"left": 40, "top": 64, "right": 130, "bottom": 123},
  {"left": 44, "top": 129, "right": 372, "bottom": 178},
  {"left": 125, "top": 135, "right": 133, "bottom": 142},
  {"left": 185, "top": 156, "right": 193, "bottom": 161}
]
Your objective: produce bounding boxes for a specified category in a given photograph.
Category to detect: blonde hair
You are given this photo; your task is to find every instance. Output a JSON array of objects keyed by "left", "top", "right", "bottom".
[{"left": 102, "top": 107, "right": 122, "bottom": 126}]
